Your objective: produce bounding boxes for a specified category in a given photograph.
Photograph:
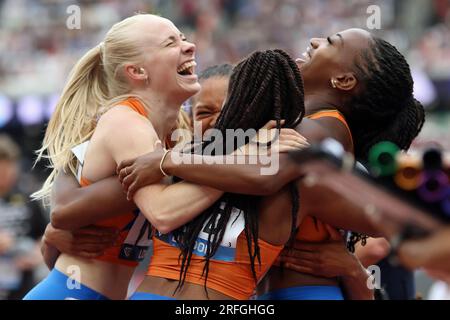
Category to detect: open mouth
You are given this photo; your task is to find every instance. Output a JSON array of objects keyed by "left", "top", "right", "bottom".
[
  {"left": 177, "top": 60, "right": 197, "bottom": 76},
  {"left": 303, "top": 47, "right": 313, "bottom": 60},
  {"left": 296, "top": 47, "right": 312, "bottom": 65}
]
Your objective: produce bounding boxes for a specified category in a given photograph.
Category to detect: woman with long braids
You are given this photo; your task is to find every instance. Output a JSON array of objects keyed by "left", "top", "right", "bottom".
[
  {"left": 117, "top": 29, "right": 425, "bottom": 300},
  {"left": 256, "top": 28, "right": 426, "bottom": 300}
]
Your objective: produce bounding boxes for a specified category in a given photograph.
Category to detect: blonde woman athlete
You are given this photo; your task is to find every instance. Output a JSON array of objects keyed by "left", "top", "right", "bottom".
[{"left": 24, "top": 14, "right": 304, "bottom": 300}]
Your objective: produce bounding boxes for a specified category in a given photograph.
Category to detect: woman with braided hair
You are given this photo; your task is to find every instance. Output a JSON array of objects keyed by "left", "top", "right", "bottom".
[
  {"left": 187, "top": 62, "right": 386, "bottom": 300},
  {"left": 255, "top": 28, "right": 426, "bottom": 300}
]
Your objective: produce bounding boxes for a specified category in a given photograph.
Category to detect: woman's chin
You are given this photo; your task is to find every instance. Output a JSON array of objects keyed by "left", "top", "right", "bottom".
[{"left": 178, "top": 81, "right": 201, "bottom": 98}]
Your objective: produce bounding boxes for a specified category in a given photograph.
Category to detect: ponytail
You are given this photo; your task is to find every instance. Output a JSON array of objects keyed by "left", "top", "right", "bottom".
[
  {"left": 32, "top": 44, "right": 108, "bottom": 204},
  {"left": 384, "top": 98, "right": 425, "bottom": 151}
]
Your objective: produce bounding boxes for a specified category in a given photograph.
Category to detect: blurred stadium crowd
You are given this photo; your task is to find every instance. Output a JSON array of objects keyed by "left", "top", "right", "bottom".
[{"left": 0, "top": 0, "right": 449, "bottom": 299}]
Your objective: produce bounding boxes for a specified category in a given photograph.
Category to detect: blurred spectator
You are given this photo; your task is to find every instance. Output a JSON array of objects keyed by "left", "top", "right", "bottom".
[
  {"left": 0, "top": 134, "right": 47, "bottom": 300},
  {"left": 0, "top": 0, "right": 448, "bottom": 99}
]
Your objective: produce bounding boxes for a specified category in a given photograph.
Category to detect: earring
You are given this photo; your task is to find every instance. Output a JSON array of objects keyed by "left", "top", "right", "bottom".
[
  {"left": 331, "top": 79, "right": 336, "bottom": 88},
  {"left": 139, "top": 68, "right": 149, "bottom": 86}
]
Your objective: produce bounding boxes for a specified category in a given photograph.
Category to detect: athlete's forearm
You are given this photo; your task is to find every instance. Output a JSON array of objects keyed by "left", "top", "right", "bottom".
[
  {"left": 296, "top": 161, "right": 386, "bottom": 237},
  {"left": 298, "top": 182, "right": 382, "bottom": 237},
  {"left": 164, "top": 153, "right": 301, "bottom": 196},
  {"left": 51, "top": 172, "right": 136, "bottom": 230},
  {"left": 341, "top": 256, "right": 375, "bottom": 300},
  {"left": 134, "top": 181, "right": 223, "bottom": 234},
  {"left": 341, "top": 262, "right": 374, "bottom": 300}
]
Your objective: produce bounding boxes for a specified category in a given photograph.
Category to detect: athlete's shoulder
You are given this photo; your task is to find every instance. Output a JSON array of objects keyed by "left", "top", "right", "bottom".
[
  {"left": 96, "top": 105, "right": 152, "bottom": 134},
  {"left": 313, "top": 116, "right": 353, "bottom": 152},
  {"left": 298, "top": 116, "right": 352, "bottom": 153}
]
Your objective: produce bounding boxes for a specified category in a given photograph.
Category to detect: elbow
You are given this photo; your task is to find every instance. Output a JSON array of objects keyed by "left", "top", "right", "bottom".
[
  {"left": 50, "top": 206, "right": 74, "bottom": 231},
  {"left": 141, "top": 207, "right": 177, "bottom": 235},
  {"left": 154, "top": 224, "right": 173, "bottom": 235},
  {"left": 242, "top": 174, "right": 281, "bottom": 196},
  {"left": 256, "top": 178, "right": 284, "bottom": 196},
  {"left": 254, "top": 163, "right": 296, "bottom": 195},
  {"left": 151, "top": 216, "right": 175, "bottom": 235}
]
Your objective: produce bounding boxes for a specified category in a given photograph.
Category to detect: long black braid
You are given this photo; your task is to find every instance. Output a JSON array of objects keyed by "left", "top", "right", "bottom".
[
  {"left": 172, "top": 49, "right": 305, "bottom": 293},
  {"left": 344, "top": 37, "right": 426, "bottom": 252}
]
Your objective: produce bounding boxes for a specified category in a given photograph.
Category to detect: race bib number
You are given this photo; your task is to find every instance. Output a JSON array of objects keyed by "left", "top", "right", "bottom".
[{"left": 157, "top": 203, "right": 245, "bottom": 262}]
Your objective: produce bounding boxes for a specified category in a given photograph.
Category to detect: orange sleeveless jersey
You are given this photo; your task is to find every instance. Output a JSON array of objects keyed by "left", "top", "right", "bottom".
[
  {"left": 147, "top": 206, "right": 283, "bottom": 300},
  {"left": 79, "top": 98, "right": 152, "bottom": 267},
  {"left": 296, "top": 110, "right": 354, "bottom": 242}
]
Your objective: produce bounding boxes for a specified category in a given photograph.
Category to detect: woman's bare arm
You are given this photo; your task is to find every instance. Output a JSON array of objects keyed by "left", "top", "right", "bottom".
[{"left": 50, "top": 171, "right": 136, "bottom": 230}]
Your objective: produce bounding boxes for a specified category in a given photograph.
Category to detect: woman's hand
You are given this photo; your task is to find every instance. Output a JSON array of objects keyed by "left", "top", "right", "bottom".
[
  {"left": 278, "top": 226, "right": 360, "bottom": 278},
  {"left": 44, "top": 223, "right": 119, "bottom": 259},
  {"left": 117, "top": 143, "right": 166, "bottom": 200},
  {"left": 244, "top": 120, "right": 309, "bottom": 155},
  {"left": 278, "top": 225, "right": 374, "bottom": 300}
]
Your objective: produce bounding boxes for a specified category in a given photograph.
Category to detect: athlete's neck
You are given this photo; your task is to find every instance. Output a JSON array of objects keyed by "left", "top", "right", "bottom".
[
  {"left": 305, "top": 91, "right": 341, "bottom": 117},
  {"left": 132, "top": 89, "right": 181, "bottom": 142}
]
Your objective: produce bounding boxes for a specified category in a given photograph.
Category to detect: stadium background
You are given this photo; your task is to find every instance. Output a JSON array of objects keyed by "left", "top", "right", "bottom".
[{"left": 0, "top": 0, "right": 449, "bottom": 300}]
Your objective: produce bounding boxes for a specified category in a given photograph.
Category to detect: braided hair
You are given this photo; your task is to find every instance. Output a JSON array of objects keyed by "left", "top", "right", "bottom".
[
  {"left": 346, "top": 37, "right": 425, "bottom": 161},
  {"left": 344, "top": 37, "right": 426, "bottom": 252},
  {"left": 172, "top": 49, "right": 305, "bottom": 293}
]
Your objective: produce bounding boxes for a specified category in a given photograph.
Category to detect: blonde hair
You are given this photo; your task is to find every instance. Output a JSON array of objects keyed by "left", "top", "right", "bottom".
[{"left": 33, "top": 14, "right": 187, "bottom": 204}]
